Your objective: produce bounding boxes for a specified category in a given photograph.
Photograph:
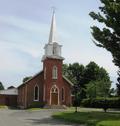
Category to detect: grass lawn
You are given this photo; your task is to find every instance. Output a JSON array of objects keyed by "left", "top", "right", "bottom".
[
  {"left": 53, "top": 108, "right": 120, "bottom": 126},
  {"left": 27, "top": 108, "right": 45, "bottom": 111},
  {"left": 0, "top": 105, "right": 7, "bottom": 109}
]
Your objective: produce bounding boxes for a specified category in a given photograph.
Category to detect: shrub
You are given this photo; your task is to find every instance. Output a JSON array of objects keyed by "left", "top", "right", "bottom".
[
  {"left": 81, "top": 97, "right": 120, "bottom": 110},
  {"left": 28, "top": 101, "right": 45, "bottom": 108}
]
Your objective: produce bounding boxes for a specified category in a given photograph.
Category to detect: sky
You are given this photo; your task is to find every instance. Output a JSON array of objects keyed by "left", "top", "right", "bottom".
[{"left": 0, "top": 0, "right": 118, "bottom": 89}]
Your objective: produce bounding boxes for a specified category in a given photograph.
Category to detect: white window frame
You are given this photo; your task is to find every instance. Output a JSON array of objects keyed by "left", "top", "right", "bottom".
[{"left": 34, "top": 85, "right": 39, "bottom": 101}]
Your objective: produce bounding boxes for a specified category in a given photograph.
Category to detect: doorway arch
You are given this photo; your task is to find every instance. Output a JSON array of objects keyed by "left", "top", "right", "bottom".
[{"left": 50, "top": 85, "right": 59, "bottom": 105}]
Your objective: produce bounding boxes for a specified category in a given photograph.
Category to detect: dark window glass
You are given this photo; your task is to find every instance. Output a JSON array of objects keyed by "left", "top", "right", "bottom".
[{"left": 34, "top": 86, "right": 39, "bottom": 100}]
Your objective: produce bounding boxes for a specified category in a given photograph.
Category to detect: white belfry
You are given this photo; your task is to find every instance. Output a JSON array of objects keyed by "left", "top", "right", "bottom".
[
  {"left": 48, "top": 11, "right": 57, "bottom": 43},
  {"left": 42, "top": 10, "right": 64, "bottom": 61}
]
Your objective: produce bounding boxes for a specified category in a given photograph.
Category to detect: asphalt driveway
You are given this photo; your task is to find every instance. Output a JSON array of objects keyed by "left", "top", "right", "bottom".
[{"left": 0, "top": 109, "right": 81, "bottom": 126}]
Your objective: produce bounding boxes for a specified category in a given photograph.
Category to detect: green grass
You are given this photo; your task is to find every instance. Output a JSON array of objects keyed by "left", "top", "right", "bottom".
[
  {"left": 0, "top": 105, "right": 7, "bottom": 109},
  {"left": 27, "top": 108, "right": 43, "bottom": 111},
  {"left": 98, "top": 120, "right": 120, "bottom": 126},
  {"left": 53, "top": 109, "right": 120, "bottom": 126},
  {"left": 27, "top": 107, "right": 48, "bottom": 111}
]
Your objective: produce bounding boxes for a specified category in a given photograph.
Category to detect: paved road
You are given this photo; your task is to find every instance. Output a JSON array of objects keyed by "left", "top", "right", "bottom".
[{"left": 0, "top": 109, "right": 82, "bottom": 126}]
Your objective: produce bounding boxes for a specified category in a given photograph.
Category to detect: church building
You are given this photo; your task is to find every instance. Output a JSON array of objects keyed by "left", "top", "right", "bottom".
[{"left": 17, "top": 11, "right": 73, "bottom": 108}]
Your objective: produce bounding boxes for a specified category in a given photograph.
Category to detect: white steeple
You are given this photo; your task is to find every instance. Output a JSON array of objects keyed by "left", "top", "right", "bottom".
[
  {"left": 42, "top": 10, "right": 64, "bottom": 61},
  {"left": 48, "top": 10, "right": 57, "bottom": 44}
]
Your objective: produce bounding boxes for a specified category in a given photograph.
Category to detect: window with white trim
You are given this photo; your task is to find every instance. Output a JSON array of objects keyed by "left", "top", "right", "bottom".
[
  {"left": 34, "top": 85, "right": 39, "bottom": 101},
  {"left": 52, "top": 66, "right": 58, "bottom": 79}
]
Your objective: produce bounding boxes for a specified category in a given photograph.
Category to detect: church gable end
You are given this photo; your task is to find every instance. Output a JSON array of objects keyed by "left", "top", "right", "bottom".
[
  {"left": 17, "top": 11, "right": 72, "bottom": 108},
  {"left": 18, "top": 71, "right": 44, "bottom": 108}
]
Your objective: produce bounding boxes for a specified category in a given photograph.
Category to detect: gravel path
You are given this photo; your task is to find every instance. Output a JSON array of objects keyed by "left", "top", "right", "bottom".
[{"left": 0, "top": 109, "right": 82, "bottom": 126}]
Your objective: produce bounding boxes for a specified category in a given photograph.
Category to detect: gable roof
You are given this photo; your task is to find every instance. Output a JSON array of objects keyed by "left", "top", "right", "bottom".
[
  {"left": 18, "top": 70, "right": 73, "bottom": 88},
  {"left": 62, "top": 75, "right": 74, "bottom": 86},
  {"left": 18, "top": 70, "right": 43, "bottom": 88}
]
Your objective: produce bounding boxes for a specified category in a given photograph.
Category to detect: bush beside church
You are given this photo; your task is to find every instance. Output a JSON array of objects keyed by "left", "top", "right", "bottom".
[{"left": 81, "top": 97, "right": 120, "bottom": 109}]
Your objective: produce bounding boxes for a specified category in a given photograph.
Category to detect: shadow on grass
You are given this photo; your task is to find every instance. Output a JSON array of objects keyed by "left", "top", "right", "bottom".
[{"left": 53, "top": 111, "right": 120, "bottom": 126}]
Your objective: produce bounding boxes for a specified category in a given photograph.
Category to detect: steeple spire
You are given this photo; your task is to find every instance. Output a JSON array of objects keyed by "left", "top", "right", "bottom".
[
  {"left": 48, "top": 8, "right": 57, "bottom": 44},
  {"left": 42, "top": 9, "right": 64, "bottom": 61}
]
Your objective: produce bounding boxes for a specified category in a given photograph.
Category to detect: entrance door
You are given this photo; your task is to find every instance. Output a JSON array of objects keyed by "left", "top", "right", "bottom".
[
  {"left": 51, "top": 85, "right": 58, "bottom": 105},
  {"left": 51, "top": 93, "right": 58, "bottom": 105}
]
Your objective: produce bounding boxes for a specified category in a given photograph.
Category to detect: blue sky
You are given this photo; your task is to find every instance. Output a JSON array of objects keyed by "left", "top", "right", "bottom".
[{"left": 0, "top": 0, "right": 118, "bottom": 88}]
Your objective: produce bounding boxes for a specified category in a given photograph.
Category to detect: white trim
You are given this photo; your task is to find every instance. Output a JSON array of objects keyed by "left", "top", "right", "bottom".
[
  {"left": 61, "top": 87, "right": 65, "bottom": 102},
  {"left": 50, "top": 85, "right": 59, "bottom": 105},
  {"left": 34, "top": 84, "right": 39, "bottom": 101},
  {"left": 62, "top": 75, "right": 73, "bottom": 86}
]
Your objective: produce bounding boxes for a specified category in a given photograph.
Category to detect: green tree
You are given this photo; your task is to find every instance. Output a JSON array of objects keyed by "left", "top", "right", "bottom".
[
  {"left": 84, "top": 62, "right": 110, "bottom": 83},
  {"left": 23, "top": 76, "right": 32, "bottom": 83},
  {"left": 68, "top": 63, "right": 85, "bottom": 86},
  {"left": 62, "top": 62, "right": 111, "bottom": 99},
  {"left": 0, "top": 82, "right": 4, "bottom": 90},
  {"left": 86, "top": 79, "right": 111, "bottom": 98},
  {"left": 62, "top": 64, "right": 69, "bottom": 77},
  {"left": 63, "top": 63, "right": 85, "bottom": 112},
  {"left": 64, "top": 63, "right": 86, "bottom": 98},
  {"left": 116, "top": 71, "right": 120, "bottom": 95},
  {"left": 86, "top": 81, "right": 97, "bottom": 99},
  {"left": 86, "top": 79, "right": 111, "bottom": 112},
  {"left": 84, "top": 62, "right": 100, "bottom": 83},
  {"left": 63, "top": 63, "right": 85, "bottom": 86},
  {"left": 89, "top": 0, "right": 120, "bottom": 95}
]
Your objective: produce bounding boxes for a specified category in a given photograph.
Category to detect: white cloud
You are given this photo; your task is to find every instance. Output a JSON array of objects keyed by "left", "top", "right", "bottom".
[
  {"left": 0, "top": 15, "right": 48, "bottom": 59},
  {"left": 0, "top": 15, "right": 48, "bottom": 33}
]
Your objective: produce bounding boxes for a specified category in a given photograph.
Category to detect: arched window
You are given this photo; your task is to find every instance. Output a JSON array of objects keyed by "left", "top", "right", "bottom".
[
  {"left": 34, "top": 85, "right": 39, "bottom": 101},
  {"left": 52, "top": 66, "right": 57, "bottom": 79},
  {"left": 61, "top": 88, "right": 65, "bottom": 101}
]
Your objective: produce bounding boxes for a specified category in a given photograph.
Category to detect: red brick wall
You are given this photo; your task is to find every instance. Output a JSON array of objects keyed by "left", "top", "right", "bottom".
[
  {"left": 18, "top": 58, "right": 72, "bottom": 108},
  {"left": 43, "top": 58, "right": 64, "bottom": 105},
  {"left": 26, "top": 72, "right": 44, "bottom": 108},
  {"left": 18, "top": 85, "right": 26, "bottom": 107},
  {"left": 18, "top": 72, "right": 44, "bottom": 108},
  {"left": 0, "top": 95, "right": 17, "bottom": 106},
  {"left": 62, "top": 79, "right": 72, "bottom": 106},
  {"left": 0, "top": 95, "right": 5, "bottom": 105}
]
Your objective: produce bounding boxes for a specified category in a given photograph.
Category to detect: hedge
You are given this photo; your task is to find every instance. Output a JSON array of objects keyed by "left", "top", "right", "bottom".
[
  {"left": 81, "top": 98, "right": 120, "bottom": 109},
  {"left": 28, "top": 101, "right": 45, "bottom": 108}
]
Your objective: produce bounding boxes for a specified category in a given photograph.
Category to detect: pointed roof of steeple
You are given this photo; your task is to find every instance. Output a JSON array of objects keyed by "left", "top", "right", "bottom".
[{"left": 48, "top": 10, "right": 58, "bottom": 44}]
